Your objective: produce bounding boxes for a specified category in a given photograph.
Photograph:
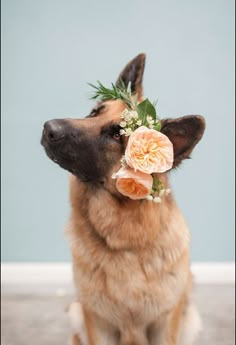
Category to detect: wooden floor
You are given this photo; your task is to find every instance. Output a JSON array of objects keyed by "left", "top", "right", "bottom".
[{"left": 1, "top": 285, "right": 235, "bottom": 345}]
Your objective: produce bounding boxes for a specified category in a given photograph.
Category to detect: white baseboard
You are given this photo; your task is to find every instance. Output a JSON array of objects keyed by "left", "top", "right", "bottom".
[
  {"left": 191, "top": 262, "right": 235, "bottom": 285},
  {"left": 1, "top": 263, "right": 74, "bottom": 295},
  {"left": 1, "top": 262, "right": 235, "bottom": 295}
]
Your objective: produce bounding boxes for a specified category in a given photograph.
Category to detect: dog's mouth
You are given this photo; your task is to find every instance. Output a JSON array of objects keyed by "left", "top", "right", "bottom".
[{"left": 41, "top": 137, "right": 76, "bottom": 175}]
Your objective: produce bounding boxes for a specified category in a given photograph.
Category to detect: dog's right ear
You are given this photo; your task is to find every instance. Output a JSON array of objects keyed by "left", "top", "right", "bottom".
[
  {"left": 116, "top": 53, "right": 146, "bottom": 99},
  {"left": 161, "top": 115, "right": 206, "bottom": 168}
]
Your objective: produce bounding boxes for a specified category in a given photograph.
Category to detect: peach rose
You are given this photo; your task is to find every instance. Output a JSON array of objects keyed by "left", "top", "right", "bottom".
[
  {"left": 125, "top": 126, "right": 174, "bottom": 174},
  {"left": 112, "top": 167, "right": 153, "bottom": 200}
]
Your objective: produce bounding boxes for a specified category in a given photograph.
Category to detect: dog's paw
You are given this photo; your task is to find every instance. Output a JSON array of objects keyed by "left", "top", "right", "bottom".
[
  {"left": 67, "top": 302, "right": 88, "bottom": 345},
  {"left": 179, "top": 302, "right": 202, "bottom": 345},
  {"left": 69, "top": 334, "right": 83, "bottom": 345}
]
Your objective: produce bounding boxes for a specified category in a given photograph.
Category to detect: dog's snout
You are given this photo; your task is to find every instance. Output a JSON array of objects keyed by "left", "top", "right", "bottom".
[{"left": 43, "top": 119, "right": 66, "bottom": 142}]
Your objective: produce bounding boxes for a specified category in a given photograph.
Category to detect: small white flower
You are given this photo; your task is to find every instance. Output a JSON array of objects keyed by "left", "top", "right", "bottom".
[
  {"left": 121, "top": 109, "right": 129, "bottom": 119},
  {"left": 146, "top": 195, "right": 153, "bottom": 201},
  {"left": 123, "top": 110, "right": 133, "bottom": 122},
  {"left": 148, "top": 124, "right": 154, "bottom": 129},
  {"left": 159, "top": 190, "right": 165, "bottom": 197},
  {"left": 124, "top": 115, "right": 131, "bottom": 122},
  {"left": 147, "top": 116, "right": 154, "bottom": 124},
  {"left": 120, "top": 129, "right": 126, "bottom": 135},
  {"left": 125, "top": 128, "right": 133, "bottom": 136},
  {"left": 123, "top": 110, "right": 138, "bottom": 122},
  {"left": 165, "top": 188, "right": 171, "bottom": 195},
  {"left": 153, "top": 196, "right": 162, "bottom": 203},
  {"left": 136, "top": 119, "right": 142, "bottom": 126},
  {"left": 131, "top": 111, "right": 138, "bottom": 119},
  {"left": 127, "top": 120, "right": 134, "bottom": 126},
  {"left": 120, "top": 121, "right": 127, "bottom": 128}
]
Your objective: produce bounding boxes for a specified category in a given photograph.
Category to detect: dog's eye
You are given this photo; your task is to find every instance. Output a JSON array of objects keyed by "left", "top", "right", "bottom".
[
  {"left": 102, "top": 124, "right": 122, "bottom": 142},
  {"left": 112, "top": 132, "right": 121, "bottom": 141},
  {"left": 110, "top": 125, "right": 122, "bottom": 141}
]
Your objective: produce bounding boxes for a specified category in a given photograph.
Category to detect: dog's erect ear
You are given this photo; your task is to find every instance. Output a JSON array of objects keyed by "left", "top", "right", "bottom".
[
  {"left": 161, "top": 115, "right": 206, "bottom": 168},
  {"left": 116, "top": 53, "right": 146, "bottom": 98}
]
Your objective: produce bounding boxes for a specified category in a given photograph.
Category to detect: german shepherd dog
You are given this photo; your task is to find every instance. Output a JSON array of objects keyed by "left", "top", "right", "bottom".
[{"left": 41, "top": 54, "right": 205, "bottom": 345}]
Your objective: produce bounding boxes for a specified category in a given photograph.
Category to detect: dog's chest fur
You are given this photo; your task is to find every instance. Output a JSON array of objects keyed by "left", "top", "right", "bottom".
[{"left": 66, "top": 177, "right": 191, "bottom": 329}]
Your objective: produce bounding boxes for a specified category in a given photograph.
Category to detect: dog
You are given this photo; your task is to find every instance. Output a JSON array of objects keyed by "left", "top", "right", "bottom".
[{"left": 41, "top": 54, "right": 205, "bottom": 345}]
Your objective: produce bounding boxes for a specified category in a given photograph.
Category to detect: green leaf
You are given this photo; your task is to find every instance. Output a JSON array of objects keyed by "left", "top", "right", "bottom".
[
  {"left": 137, "top": 98, "right": 156, "bottom": 121},
  {"left": 154, "top": 121, "right": 162, "bottom": 131},
  {"left": 133, "top": 94, "right": 139, "bottom": 110}
]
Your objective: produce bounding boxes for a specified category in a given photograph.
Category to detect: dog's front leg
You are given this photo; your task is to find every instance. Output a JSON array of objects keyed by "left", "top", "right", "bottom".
[
  {"left": 70, "top": 334, "right": 83, "bottom": 345},
  {"left": 68, "top": 302, "right": 88, "bottom": 345},
  {"left": 148, "top": 297, "right": 186, "bottom": 345},
  {"left": 84, "top": 307, "right": 120, "bottom": 345},
  {"left": 72, "top": 303, "right": 119, "bottom": 345},
  {"left": 68, "top": 302, "right": 119, "bottom": 345}
]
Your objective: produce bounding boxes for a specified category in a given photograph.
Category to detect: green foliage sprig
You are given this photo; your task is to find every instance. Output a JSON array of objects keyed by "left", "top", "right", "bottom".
[
  {"left": 89, "top": 81, "right": 161, "bottom": 131},
  {"left": 89, "top": 81, "right": 133, "bottom": 110}
]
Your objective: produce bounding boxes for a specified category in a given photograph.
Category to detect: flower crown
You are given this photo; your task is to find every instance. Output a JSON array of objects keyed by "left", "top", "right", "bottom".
[{"left": 90, "top": 81, "right": 174, "bottom": 202}]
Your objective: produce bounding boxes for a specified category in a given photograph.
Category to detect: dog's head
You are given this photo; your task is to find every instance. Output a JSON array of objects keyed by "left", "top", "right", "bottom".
[{"left": 41, "top": 54, "right": 205, "bottom": 195}]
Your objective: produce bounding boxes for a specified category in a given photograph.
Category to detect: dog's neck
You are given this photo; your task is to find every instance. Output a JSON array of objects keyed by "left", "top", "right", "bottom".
[{"left": 67, "top": 175, "right": 190, "bottom": 261}]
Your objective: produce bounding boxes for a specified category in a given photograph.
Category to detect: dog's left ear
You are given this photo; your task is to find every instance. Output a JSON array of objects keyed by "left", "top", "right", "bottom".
[
  {"left": 161, "top": 115, "right": 206, "bottom": 168},
  {"left": 116, "top": 53, "right": 146, "bottom": 98}
]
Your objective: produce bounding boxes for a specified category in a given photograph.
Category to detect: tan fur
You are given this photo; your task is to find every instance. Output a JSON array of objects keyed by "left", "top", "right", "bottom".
[
  {"left": 41, "top": 54, "right": 204, "bottom": 344},
  {"left": 66, "top": 172, "right": 196, "bottom": 345},
  {"left": 64, "top": 99, "right": 200, "bottom": 344},
  {"left": 48, "top": 55, "right": 205, "bottom": 344},
  {"left": 70, "top": 334, "right": 82, "bottom": 345}
]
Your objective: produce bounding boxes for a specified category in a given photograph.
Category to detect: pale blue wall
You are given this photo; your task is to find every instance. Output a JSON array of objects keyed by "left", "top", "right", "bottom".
[{"left": 2, "top": 0, "right": 235, "bottom": 262}]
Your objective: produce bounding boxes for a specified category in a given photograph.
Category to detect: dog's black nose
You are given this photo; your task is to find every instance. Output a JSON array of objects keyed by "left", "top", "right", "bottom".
[{"left": 43, "top": 119, "right": 66, "bottom": 142}]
